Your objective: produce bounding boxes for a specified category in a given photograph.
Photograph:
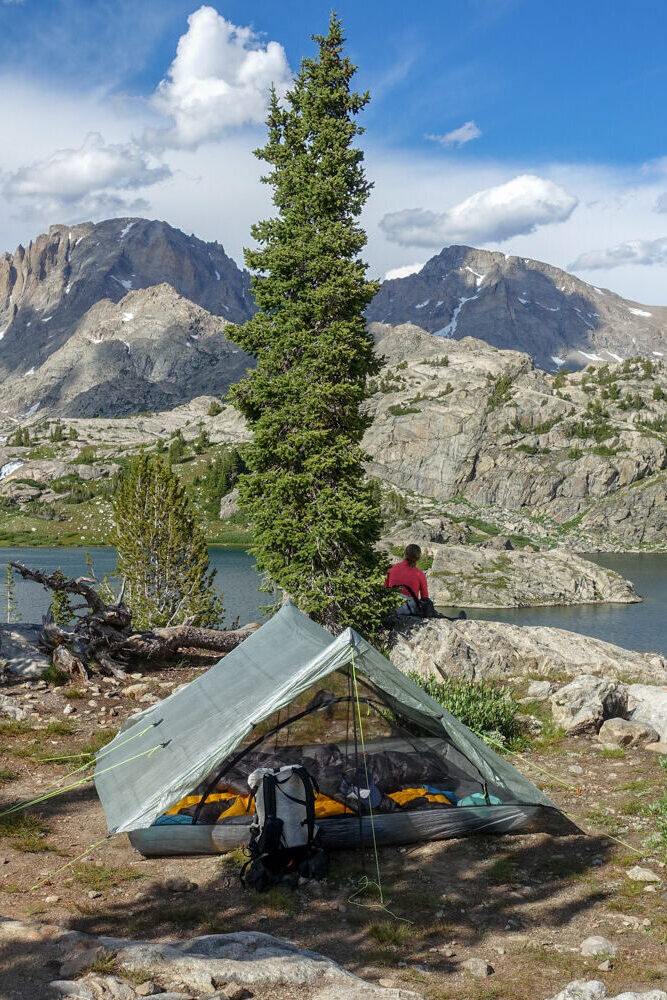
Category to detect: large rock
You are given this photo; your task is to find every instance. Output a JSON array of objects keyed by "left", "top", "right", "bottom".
[
  {"left": 425, "top": 545, "right": 638, "bottom": 608},
  {"left": 549, "top": 982, "right": 666, "bottom": 1000},
  {"left": 0, "top": 920, "right": 422, "bottom": 1000},
  {"left": 0, "top": 624, "right": 51, "bottom": 677},
  {"left": 390, "top": 619, "right": 667, "bottom": 686},
  {"left": 550, "top": 676, "right": 628, "bottom": 735},
  {"left": 626, "top": 684, "right": 667, "bottom": 741},
  {"left": 598, "top": 717, "right": 659, "bottom": 747}
]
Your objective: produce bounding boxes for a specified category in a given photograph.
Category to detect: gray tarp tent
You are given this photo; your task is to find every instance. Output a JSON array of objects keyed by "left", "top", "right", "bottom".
[{"left": 94, "top": 602, "right": 573, "bottom": 856}]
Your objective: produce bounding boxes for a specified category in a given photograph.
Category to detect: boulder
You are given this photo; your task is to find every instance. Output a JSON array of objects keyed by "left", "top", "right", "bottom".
[
  {"left": 626, "top": 866, "right": 661, "bottom": 883},
  {"left": 626, "top": 684, "right": 667, "bottom": 742},
  {"left": 550, "top": 677, "right": 628, "bottom": 735},
  {"left": 598, "top": 717, "right": 659, "bottom": 748},
  {"left": 580, "top": 936, "right": 618, "bottom": 957},
  {"left": 526, "top": 679, "right": 554, "bottom": 699},
  {"left": 219, "top": 487, "right": 240, "bottom": 520},
  {"left": 0, "top": 624, "right": 51, "bottom": 677},
  {"left": 549, "top": 983, "right": 666, "bottom": 1000},
  {"left": 461, "top": 957, "right": 494, "bottom": 978},
  {"left": 390, "top": 619, "right": 666, "bottom": 686},
  {"left": 0, "top": 693, "right": 28, "bottom": 720}
]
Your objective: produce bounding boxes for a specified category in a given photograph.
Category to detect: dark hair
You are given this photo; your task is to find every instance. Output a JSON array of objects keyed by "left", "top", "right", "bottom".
[{"left": 404, "top": 544, "right": 422, "bottom": 566}]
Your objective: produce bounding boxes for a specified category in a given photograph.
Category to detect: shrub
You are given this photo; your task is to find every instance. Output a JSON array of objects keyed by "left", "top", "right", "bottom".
[
  {"left": 486, "top": 374, "right": 514, "bottom": 411},
  {"left": 207, "top": 400, "right": 223, "bottom": 417},
  {"left": 387, "top": 404, "right": 421, "bottom": 416},
  {"left": 408, "top": 672, "right": 527, "bottom": 749}
]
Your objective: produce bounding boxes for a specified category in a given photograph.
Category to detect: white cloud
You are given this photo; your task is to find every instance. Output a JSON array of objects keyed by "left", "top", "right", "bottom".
[
  {"left": 569, "top": 237, "right": 667, "bottom": 271},
  {"left": 654, "top": 193, "right": 667, "bottom": 214},
  {"left": 2, "top": 132, "right": 170, "bottom": 217},
  {"left": 384, "top": 261, "right": 425, "bottom": 281},
  {"left": 379, "top": 174, "right": 578, "bottom": 248},
  {"left": 426, "top": 120, "right": 482, "bottom": 148},
  {"left": 146, "top": 5, "right": 292, "bottom": 151}
]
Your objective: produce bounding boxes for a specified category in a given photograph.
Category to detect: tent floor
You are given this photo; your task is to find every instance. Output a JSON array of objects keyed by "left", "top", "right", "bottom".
[{"left": 129, "top": 805, "right": 577, "bottom": 858}]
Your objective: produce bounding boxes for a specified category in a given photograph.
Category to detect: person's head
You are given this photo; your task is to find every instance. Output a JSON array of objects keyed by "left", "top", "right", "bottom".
[{"left": 404, "top": 544, "right": 421, "bottom": 567}]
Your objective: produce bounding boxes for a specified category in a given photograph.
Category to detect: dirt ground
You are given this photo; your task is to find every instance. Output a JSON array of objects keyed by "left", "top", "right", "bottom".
[{"left": 0, "top": 667, "right": 666, "bottom": 1000}]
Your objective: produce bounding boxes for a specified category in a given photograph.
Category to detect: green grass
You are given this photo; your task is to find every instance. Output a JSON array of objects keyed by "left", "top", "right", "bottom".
[
  {"left": 71, "top": 863, "right": 146, "bottom": 892},
  {"left": 600, "top": 747, "right": 626, "bottom": 760},
  {"left": 0, "top": 812, "right": 58, "bottom": 853},
  {"left": 78, "top": 728, "right": 118, "bottom": 757},
  {"left": 368, "top": 921, "right": 413, "bottom": 946},
  {"left": 42, "top": 664, "right": 70, "bottom": 686},
  {"left": 0, "top": 767, "right": 19, "bottom": 784}
]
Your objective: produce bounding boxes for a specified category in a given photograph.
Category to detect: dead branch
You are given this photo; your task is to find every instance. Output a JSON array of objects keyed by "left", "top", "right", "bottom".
[{"left": 13, "top": 562, "right": 259, "bottom": 682}]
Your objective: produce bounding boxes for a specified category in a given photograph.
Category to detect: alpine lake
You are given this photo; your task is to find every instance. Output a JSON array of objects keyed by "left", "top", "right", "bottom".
[{"left": 1, "top": 547, "right": 666, "bottom": 657}]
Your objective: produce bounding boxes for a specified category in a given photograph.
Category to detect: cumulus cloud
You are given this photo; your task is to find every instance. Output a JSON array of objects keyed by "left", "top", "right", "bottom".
[
  {"left": 654, "top": 192, "right": 667, "bottom": 214},
  {"left": 426, "top": 120, "right": 482, "bottom": 148},
  {"left": 146, "top": 5, "right": 292, "bottom": 151},
  {"left": 379, "top": 174, "right": 578, "bottom": 248},
  {"left": 384, "top": 261, "right": 425, "bottom": 281},
  {"left": 2, "top": 132, "right": 169, "bottom": 218},
  {"left": 569, "top": 237, "right": 667, "bottom": 271}
]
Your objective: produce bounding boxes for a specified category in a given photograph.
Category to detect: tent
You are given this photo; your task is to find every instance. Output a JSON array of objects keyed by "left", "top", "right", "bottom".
[{"left": 94, "top": 602, "right": 575, "bottom": 857}]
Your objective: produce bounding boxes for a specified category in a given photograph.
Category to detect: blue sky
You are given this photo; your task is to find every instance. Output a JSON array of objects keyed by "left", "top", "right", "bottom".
[{"left": 0, "top": 0, "right": 666, "bottom": 302}]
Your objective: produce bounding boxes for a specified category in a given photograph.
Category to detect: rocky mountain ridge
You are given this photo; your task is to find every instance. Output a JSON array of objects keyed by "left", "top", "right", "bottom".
[
  {"left": 0, "top": 218, "right": 255, "bottom": 417},
  {"left": 1, "top": 218, "right": 666, "bottom": 419},
  {"left": 367, "top": 245, "right": 667, "bottom": 371}
]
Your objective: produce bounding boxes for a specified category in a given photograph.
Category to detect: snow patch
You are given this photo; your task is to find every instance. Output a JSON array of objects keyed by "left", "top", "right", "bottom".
[
  {"left": 111, "top": 276, "right": 133, "bottom": 291},
  {"left": 593, "top": 287, "right": 606, "bottom": 295},
  {"left": 24, "top": 403, "right": 39, "bottom": 417},
  {"left": 652, "top": 351, "right": 664, "bottom": 357},
  {"left": 0, "top": 460, "right": 24, "bottom": 481},
  {"left": 25, "top": 367, "right": 35, "bottom": 376},
  {"left": 551, "top": 356, "right": 566, "bottom": 367},
  {"left": 415, "top": 300, "right": 430, "bottom": 309},
  {"left": 536, "top": 302, "right": 559, "bottom": 312},
  {"left": 122, "top": 312, "right": 134, "bottom": 323},
  {"left": 41, "top": 316, "right": 52, "bottom": 323},
  {"left": 518, "top": 297, "right": 530, "bottom": 305},
  {"left": 579, "top": 351, "right": 603, "bottom": 361},
  {"left": 214, "top": 270, "right": 220, "bottom": 281},
  {"left": 606, "top": 352, "right": 623, "bottom": 362},
  {"left": 65, "top": 282, "right": 71, "bottom": 295},
  {"left": 434, "top": 294, "right": 478, "bottom": 338},
  {"left": 628, "top": 307, "right": 652, "bottom": 317},
  {"left": 464, "top": 266, "right": 485, "bottom": 286},
  {"left": 119, "top": 221, "right": 136, "bottom": 239}
]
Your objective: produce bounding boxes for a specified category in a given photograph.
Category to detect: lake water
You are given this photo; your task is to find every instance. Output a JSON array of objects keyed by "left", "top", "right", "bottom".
[
  {"left": 438, "top": 553, "right": 667, "bottom": 657},
  {"left": 0, "top": 546, "right": 274, "bottom": 628},
  {"left": 1, "top": 547, "right": 665, "bottom": 656}
]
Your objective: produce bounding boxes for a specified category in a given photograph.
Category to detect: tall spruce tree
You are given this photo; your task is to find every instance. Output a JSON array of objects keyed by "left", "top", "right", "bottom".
[
  {"left": 229, "top": 14, "right": 398, "bottom": 635},
  {"left": 111, "top": 453, "right": 224, "bottom": 629}
]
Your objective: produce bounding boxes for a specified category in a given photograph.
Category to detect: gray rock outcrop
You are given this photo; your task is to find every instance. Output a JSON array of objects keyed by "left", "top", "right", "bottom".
[
  {"left": 550, "top": 677, "right": 628, "bottom": 734},
  {"left": 626, "top": 684, "right": 667, "bottom": 741},
  {"left": 549, "top": 982, "right": 666, "bottom": 1000},
  {"left": 597, "top": 717, "right": 659, "bottom": 747},
  {"left": 367, "top": 244, "right": 667, "bottom": 371},
  {"left": 425, "top": 545, "right": 638, "bottom": 607},
  {"left": 363, "top": 323, "right": 667, "bottom": 549},
  {"left": 390, "top": 619, "right": 667, "bottom": 686}
]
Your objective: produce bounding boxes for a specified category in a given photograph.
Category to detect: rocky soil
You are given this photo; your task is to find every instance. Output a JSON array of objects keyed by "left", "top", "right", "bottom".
[
  {"left": 367, "top": 244, "right": 667, "bottom": 371},
  {"left": 0, "top": 657, "right": 665, "bottom": 1000}
]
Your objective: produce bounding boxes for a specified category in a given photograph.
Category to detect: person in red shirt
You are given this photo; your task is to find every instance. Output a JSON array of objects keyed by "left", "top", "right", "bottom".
[{"left": 385, "top": 544, "right": 429, "bottom": 614}]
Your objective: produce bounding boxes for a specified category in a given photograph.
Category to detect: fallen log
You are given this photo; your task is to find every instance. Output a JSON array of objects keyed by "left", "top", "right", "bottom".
[{"left": 10, "top": 562, "right": 259, "bottom": 680}]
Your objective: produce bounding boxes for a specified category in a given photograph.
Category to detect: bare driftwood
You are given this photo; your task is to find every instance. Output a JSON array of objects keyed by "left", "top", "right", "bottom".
[{"left": 10, "top": 561, "right": 259, "bottom": 681}]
